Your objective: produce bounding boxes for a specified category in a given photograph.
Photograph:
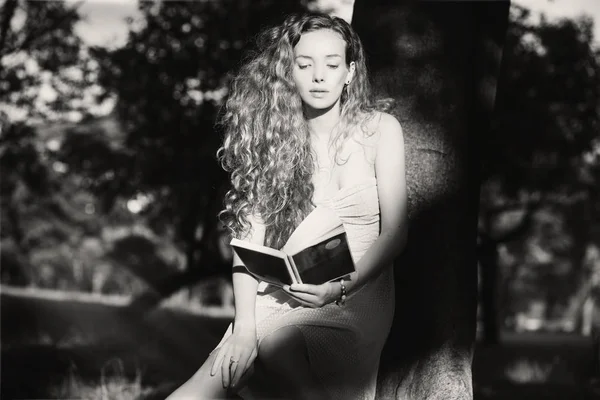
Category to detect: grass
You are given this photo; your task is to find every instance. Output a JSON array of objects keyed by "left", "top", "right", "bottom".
[
  {"left": 2, "top": 286, "right": 598, "bottom": 399},
  {"left": 1, "top": 286, "right": 231, "bottom": 399},
  {"left": 49, "top": 359, "right": 152, "bottom": 400},
  {"left": 28, "top": 346, "right": 600, "bottom": 400}
]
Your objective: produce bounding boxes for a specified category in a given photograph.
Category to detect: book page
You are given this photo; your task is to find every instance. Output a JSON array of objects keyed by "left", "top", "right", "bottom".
[
  {"left": 282, "top": 206, "right": 345, "bottom": 255},
  {"left": 290, "top": 232, "right": 355, "bottom": 285}
]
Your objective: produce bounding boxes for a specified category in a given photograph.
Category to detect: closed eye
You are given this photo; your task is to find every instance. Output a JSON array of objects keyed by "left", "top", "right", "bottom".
[
  {"left": 298, "top": 64, "right": 310, "bottom": 69},
  {"left": 328, "top": 65, "right": 340, "bottom": 69}
]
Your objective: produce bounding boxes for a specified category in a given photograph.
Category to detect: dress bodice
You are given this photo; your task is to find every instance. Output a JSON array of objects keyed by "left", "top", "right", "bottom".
[
  {"left": 284, "top": 177, "right": 379, "bottom": 263},
  {"left": 317, "top": 177, "right": 379, "bottom": 261}
]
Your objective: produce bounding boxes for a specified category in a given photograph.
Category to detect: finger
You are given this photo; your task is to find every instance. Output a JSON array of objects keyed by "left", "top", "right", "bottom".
[
  {"left": 282, "top": 286, "right": 320, "bottom": 307},
  {"left": 289, "top": 283, "right": 322, "bottom": 295},
  {"left": 231, "top": 351, "right": 250, "bottom": 388},
  {"left": 284, "top": 285, "right": 320, "bottom": 300},
  {"left": 222, "top": 353, "right": 233, "bottom": 388},
  {"left": 286, "top": 289, "right": 320, "bottom": 304},
  {"left": 229, "top": 357, "right": 240, "bottom": 387},
  {"left": 210, "top": 347, "right": 225, "bottom": 376}
]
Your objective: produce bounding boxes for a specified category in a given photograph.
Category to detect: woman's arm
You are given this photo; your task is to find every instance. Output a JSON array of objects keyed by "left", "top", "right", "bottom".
[
  {"left": 343, "top": 112, "right": 408, "bottom": 294},
  {"left": 231, "top": 268, "right": 259, "bottom": 332},
  {"left": 210, "top": 215, "right": 266, "bottom": 388},
  {"left": 231, "top": 215, "right": 266, "bottom": 332}
]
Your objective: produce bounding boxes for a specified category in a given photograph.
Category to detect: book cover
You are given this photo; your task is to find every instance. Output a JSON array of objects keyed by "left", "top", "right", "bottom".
[{"left": 229, "top": 240, "right": 296, "bottom": 287}]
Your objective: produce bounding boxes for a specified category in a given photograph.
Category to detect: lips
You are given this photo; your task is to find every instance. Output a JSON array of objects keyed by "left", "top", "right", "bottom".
[{"left": 309, "top": 89, "right": 329, "bottom": 93}]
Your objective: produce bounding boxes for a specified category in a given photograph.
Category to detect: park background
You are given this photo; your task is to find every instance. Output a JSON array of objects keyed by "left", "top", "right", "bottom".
[{"left": 1, "top": 0, "right": 599, "bottom": 399}]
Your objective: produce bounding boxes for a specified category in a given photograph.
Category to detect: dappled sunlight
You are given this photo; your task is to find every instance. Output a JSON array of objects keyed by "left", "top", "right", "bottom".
[
  {"left": 2, "top": 0, "right": 599, "bottom": 398},
  {"left": 504, "top": 357, "right": 554, "bottom": 383},
  {"left": 126, "top": 193, "right": 153, "bottom": 214}
]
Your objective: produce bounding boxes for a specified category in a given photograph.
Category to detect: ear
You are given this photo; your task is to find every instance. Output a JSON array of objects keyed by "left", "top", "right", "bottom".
[{"left": 346, "top": 61, "right": 356, "bottom": 84}]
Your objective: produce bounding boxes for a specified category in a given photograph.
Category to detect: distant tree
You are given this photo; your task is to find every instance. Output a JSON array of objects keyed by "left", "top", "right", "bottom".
[
  {"left": 0, "top": 0, "right": 98, "bottom": 122},
  {"left": 0, "top": 120, "right": 101, "bottom": 288},
  {"left": 0, "top": 0, "right": 122, "bottom": 290},
  {"left": 0, "top": 114, "right": 172, "bottom": 295},
  {"left": 477, "top": 5, "right": 600, "bottom": 341},
  {"left": 89, "top": 0, "right": 308, "bottom": 307}
]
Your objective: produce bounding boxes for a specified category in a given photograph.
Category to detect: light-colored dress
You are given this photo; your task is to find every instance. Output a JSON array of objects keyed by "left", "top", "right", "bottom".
[{"left": 217, "top": 177, "right": 395, "bottom": 400}]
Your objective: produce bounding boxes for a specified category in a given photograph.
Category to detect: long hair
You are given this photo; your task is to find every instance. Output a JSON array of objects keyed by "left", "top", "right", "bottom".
[{"left": 217, "top": 12, "right": 390, "bottom": 249}]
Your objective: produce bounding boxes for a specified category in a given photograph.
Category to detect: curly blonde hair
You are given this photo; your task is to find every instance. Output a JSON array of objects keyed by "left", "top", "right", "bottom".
[{"left": 217, "top": 12, "right": 390, "bottom": 249}]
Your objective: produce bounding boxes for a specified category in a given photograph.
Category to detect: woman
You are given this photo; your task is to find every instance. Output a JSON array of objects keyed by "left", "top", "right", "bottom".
[{"left": 168, "top": 12, "right": 408, "bottom": 400}]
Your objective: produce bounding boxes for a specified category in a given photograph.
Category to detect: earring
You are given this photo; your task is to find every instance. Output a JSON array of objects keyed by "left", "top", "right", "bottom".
[{"left": 345, "top": 80, "right": 351, "bottom": 85}]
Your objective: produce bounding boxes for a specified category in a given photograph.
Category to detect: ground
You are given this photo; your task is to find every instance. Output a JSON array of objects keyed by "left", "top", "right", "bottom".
[{"left": 1, "top": 287, "right": 599, "bottom": 399}]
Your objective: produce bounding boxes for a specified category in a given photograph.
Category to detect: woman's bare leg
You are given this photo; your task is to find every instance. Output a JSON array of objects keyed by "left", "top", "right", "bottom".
[
  {"left": 165, "top": 350, "right": 252, "bottom": 400},
  {"left": 258, "top": 325, "right": 329, "bottom": 400},
  {"left": 167, "top": 326, "right": 328, "bottom": 400}
]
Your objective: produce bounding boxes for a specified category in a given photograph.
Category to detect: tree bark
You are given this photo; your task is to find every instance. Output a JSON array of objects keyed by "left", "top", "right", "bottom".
[{"left": 352, "top": 1, "right": 510, "bottom": 398}]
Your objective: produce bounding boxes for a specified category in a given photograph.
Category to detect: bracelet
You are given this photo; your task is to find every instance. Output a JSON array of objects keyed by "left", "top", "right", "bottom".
[{"left": 335, "top": 278, "right": 347, "bottom": 306}]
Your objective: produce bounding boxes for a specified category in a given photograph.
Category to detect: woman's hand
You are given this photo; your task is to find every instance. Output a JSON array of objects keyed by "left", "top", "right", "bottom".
[
  {"left": 282, "top": 282, "right": 340, "bottom": 308},
  {"left": 210, "top": 326, "right": 258, "bottom": 390}
]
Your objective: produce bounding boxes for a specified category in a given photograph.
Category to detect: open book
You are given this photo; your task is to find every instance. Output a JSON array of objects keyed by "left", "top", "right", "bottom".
[{"left": 230, "top": 209, "right": 355, "bottom": 287}]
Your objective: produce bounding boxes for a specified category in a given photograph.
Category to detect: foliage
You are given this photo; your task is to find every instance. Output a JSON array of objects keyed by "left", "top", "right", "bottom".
[
  {"left": 483, "top": 6, "right": 600, "bottom": 193},
  {"left": 87, "top": 0, "right": 307, "bottom": 276},
  {"left": 0, "top": 0, "right": 100, "bottom": 122},
  {"left": 0, "top": 0, "right": 147, "bottom": 295},
  {"left": 478, "top": 4, "right": 600, "bottom": 329},
  {"left": 0, "top": 117, "right": 158, "bottom": 295},
  {"left": 0, "top": 0, "right": 312, "bottom": 301}
]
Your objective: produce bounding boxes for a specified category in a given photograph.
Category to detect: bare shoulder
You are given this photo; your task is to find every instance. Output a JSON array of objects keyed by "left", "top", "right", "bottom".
[
  {"left": 353, "top": 111, "right": 401, "bottom": 140},
  {"left": 375, "top": 111, "right": 403, "bottom": 142},
  {"left": 359, "top": 111, "right": 404, "bottom": 156},
  {"left": 345, "top": 112, "right": 403, "bottom": 165}
]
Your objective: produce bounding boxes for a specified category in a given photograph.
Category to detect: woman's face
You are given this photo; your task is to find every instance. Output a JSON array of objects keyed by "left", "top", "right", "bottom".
[{"left": 292, "top": 29, "right": 355, "bottom": 112}]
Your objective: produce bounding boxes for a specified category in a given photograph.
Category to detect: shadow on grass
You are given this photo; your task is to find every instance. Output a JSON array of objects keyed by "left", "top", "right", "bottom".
[
  {"left": 1, "top": 287, "right": 231, "bottom": 399},
  {"left": 2, "top": 288, "right": 599, "bottom": 399}
]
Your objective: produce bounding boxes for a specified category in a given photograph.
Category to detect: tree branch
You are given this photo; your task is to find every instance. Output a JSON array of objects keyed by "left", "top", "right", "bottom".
[
  {"left": 10, "top": 1, "right": 84, "bottom": 55},
  {"left": 0, "top": 0, "right": 18, "bottom": 56},
  {"left": 491, "top": 200, "right": 543, "bottom": 243}
]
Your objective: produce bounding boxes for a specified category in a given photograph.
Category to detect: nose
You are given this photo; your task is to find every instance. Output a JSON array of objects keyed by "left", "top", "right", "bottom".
[{"left": 312, "top": 65, "right": 325, "bottom": 83}]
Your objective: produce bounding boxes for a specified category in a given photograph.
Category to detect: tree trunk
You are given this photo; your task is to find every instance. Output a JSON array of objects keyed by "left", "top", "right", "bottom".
[
  {"left": 477, "top": 234, "right": 500, "bottom": 345},
  {"left": 352, "top": 1, "right": 510, "bottom": 398}
]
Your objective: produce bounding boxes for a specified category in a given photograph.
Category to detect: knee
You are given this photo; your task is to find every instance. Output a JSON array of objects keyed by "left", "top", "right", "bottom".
[{"left": 258, "top": 325, "right": 307, "bottom": 371}]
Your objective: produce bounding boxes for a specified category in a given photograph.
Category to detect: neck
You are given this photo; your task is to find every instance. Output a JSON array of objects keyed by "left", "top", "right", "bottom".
[{"left": 305, "top": 99, "right": 342, "bottom": 139}]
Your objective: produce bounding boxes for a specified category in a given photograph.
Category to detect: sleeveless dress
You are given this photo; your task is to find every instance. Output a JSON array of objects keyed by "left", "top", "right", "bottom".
[{"left": 217, "top": 177, "right": 395, "bottom": 400}]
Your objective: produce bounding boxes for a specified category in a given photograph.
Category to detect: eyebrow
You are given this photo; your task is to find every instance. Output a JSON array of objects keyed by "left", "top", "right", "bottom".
[{"left": 295, "top": 54, "right": 343, "bottom": 60}]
